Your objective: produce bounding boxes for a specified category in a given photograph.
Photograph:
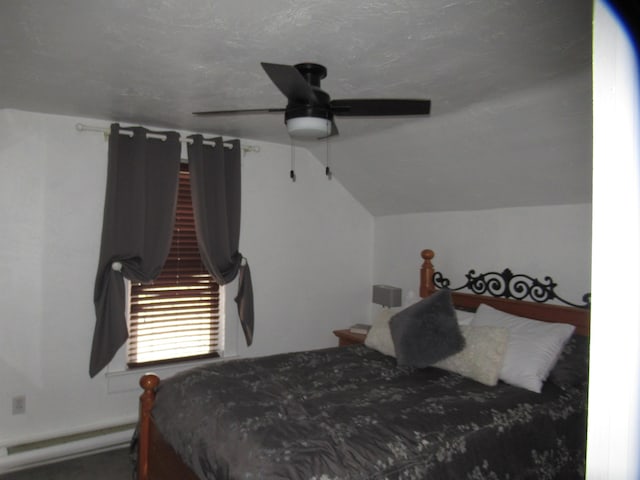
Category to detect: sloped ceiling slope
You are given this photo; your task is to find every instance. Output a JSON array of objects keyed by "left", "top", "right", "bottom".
[{"left": 0, "top": 0, "right": 592, "bottom": 215}]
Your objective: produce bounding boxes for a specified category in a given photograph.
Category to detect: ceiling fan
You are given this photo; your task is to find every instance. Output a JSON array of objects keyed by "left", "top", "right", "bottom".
[{"left": 193, "top": 62, "right": 431, "bottom": 140}]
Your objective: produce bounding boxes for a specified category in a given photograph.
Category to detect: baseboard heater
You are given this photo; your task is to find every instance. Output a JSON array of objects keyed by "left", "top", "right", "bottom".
[{"left": 0, "top": 422, "right": 136, "bottom": 474}]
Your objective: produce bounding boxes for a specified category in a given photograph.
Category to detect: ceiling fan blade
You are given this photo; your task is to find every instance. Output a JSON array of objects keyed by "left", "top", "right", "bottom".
[
  {"left": 330, "top": 99, "right": 431, "bottom": 116},
  {"left": 193, "top": 107, "right": 285, "bottom": 116},
  {"left": 261, "top": 62, "right": 317, "bottom": 104}
]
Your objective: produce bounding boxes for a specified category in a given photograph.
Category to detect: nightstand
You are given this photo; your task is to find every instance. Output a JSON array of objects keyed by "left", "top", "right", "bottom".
[{"left": 333, "top": 329, "right": 366, "bottom": 347}]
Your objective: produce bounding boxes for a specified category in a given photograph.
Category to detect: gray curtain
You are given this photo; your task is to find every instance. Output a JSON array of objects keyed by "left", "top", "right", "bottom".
[
  {"left": 187, "top": 135, "right": 254, "bottom": 346},
  {"left": 90, "top": 124, "right": 181, "bottom": 377}
]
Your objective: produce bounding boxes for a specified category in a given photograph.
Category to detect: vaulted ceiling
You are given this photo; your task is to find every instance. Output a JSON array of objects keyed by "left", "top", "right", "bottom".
[{"left": 0, "top": 0, "right": 592, "bottom": 215}]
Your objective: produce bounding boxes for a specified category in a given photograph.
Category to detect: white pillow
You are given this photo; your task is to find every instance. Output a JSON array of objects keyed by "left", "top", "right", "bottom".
[
  {"left": 455, "top": 309, "right": 474, "bottom": 326},
  {"left": 471, "top": 303, "right": 575, "bottom": 393},
  {"left": 364, "top": 308, "right": 399, "bottom": 357},
  {"left": 433, "top": 325, "right": 509, "bottom": 386}
]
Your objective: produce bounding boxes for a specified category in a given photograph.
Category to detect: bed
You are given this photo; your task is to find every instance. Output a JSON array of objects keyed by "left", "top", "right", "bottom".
[{"left": 134, "top": 249, "right": 590, "bottom": 479}]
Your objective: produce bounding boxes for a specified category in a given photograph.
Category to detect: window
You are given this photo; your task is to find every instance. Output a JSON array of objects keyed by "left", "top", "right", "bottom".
[{"left": 127, "top": 164, "right": 222, "bottom": 367}]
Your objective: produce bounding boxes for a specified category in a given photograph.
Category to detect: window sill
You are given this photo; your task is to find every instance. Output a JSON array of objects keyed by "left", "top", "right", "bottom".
[{"left": 105, "top": 354, "right": 238, "bottom": 394}]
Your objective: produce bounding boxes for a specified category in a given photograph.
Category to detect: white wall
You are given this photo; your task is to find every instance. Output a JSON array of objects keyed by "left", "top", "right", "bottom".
[
  {"left": 0, "top": 109, "right": 374, "bottom": 449},
  {"left": 373, "top": 205, "right": 592, "bottom": 308},
  {"left": 238, "top": 140, "right": 374, "bottom": 358},
  {"left": 587, "top": 2, "right": 640, "bottom": 478}
]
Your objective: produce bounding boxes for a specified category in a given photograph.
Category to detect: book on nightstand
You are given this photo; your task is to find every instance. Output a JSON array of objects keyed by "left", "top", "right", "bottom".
[{"left": 349, "top": 323, "right": 371, "bottom": 335}]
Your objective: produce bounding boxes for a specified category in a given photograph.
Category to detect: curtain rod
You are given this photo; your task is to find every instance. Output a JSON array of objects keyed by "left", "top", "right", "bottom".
[{"left": 75, "top": 123, "right": 261, "bottom": 154}]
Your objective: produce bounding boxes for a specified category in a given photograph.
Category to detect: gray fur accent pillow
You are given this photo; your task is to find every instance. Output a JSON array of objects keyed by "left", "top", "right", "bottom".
[{"left": 389, "top": 290, "right": 465, "bottom": 367}]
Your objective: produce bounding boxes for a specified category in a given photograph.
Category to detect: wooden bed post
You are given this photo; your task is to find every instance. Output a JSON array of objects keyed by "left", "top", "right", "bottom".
[
  {"left": 138, "top": 374, "right": 160, "bottom": 480},
  {"left": 420, "top": 249, "right": 436, "bottom": 298}
]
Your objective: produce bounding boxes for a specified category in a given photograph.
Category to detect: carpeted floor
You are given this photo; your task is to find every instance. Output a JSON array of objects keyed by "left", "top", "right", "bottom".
[{"left": 0, "top": 448, "right": 133, "bottom": 480}]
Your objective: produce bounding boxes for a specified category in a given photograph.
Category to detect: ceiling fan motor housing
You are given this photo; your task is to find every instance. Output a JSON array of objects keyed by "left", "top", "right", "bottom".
[
  {"left": 284, "top": 63, "right": 333, "bottom": 137},
  {"left": 294, "top": 63, "right": 327, "bottom": 86},
  {"left": 285, "top": 64, "right": 332, "bottom": 121}
]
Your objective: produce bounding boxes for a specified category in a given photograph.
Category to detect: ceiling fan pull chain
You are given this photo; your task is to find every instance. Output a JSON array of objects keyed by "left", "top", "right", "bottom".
[
  {"left": 325, "top": 136, "right": 332, "bottom": 180},
  {"left": 290, "top": 140, "right": 296, "bottom": 182}
]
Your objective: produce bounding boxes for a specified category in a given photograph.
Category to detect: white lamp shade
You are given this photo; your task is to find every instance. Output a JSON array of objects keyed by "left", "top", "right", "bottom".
[{"left": 286, "top": 117, "right": 330, "bottom": 138}]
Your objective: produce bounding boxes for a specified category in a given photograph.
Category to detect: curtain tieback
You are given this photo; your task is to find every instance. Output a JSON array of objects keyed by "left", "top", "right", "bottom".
[{"left": 111, "top": 261, "right": 123, "bottom": 272}]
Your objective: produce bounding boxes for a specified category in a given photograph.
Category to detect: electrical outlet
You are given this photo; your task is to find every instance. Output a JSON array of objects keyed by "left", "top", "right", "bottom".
[{"left": 12, "top": 395, "right": 26, "bottom": 415}]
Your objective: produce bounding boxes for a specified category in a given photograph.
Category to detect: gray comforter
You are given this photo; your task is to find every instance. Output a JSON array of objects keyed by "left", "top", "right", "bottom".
[{"left": 152, "top": 344, "right": 586, "bottom": 479}]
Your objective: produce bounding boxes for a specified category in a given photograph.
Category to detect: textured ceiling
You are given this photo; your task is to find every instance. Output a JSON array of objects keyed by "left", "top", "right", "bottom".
[{"left": 0, "top": 0, "right": 592, "bottom": 215}]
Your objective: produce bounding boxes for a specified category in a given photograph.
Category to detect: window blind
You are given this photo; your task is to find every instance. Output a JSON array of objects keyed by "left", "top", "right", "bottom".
[{"left": 127, "top": 164, "right": 221, "bottom": 367}]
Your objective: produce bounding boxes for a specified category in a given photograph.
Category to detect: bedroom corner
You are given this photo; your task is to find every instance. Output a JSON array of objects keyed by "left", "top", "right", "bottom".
[{"left": 0, "top": 109, "right": 374, "bottom": 473}]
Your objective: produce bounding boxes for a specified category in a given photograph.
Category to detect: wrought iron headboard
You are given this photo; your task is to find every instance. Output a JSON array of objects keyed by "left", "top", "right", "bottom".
[{"left": 432, "top": 268, "right": 591, "bottom": 309}]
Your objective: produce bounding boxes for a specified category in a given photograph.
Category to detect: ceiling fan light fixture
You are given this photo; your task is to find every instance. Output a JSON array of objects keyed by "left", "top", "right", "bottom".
[{"left": 286, "top": 116, "right": 331, "bottom": 139}]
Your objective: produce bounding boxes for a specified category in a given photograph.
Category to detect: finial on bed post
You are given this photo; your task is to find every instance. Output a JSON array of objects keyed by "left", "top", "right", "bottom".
[
  {"left": 420, "top": 249, "right": 436, "bottom": 297},
  {"left": 138, "top": 374, "right": 160, "bottom": 480}
]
